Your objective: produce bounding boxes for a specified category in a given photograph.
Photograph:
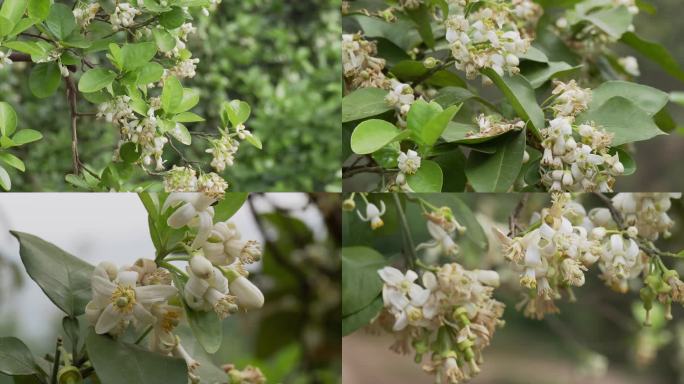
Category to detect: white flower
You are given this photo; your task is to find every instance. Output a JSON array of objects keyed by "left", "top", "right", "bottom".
[
  {"left": 86, "top": 264, "right": 177, "bottom": 335},
  {"left": 417, "top": 221, "right": 459, "bottom": 257},
  {"left": 397, "top": 150, "right": 421, "bottom": 175},
  {"left": 203, "top": 221, "right": 262, "bottom": 265},
  {"left": 357, "top": 201, "right": 386, "bottom": 230},
  {"left": 619, "top": 56, "right": 640, "bottom": 76},
  {"left": 229, "top": 276, "right": 264, "bottom": 310},
  {"left": 110, "top": 3, "right": 141, "bottom": 31},
  {"left": 163, "top": 193, "right": 216, "bottom": 249},
  {"left": 184, "top": 264, "right": 238, "bottom": 319},
  {"left": 378, "top": 267, "right": 431, "bottom": 331}
]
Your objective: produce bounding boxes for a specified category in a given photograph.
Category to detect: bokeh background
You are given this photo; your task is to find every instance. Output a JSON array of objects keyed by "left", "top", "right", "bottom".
[
  {"left": 0, "top": 0, "right": 341, "bottom": 192},
  {"left": 342, "top": 193, "right": 684, "bottom": 384},
  {"left": 0, "top": 193, "right": 341, "bottom": 383}
]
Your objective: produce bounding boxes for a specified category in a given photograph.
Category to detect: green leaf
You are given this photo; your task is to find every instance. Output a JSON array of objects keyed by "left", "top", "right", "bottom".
[
  {"left": 153, "top": 28, "right": 176, "bottom": 52},
  {"left": 576, "top": 96, "right": 665, "bottom": 146},
  {"left": 418, "top": 104, "right": 462, "bottom": 147},
  {"left": 521, "top": 61, "right": 579, "bottom": 88},
  {"left": 45, "top": 3, "right": 76, "bottom": 40},
  {"left": 8, "top": 17, "right": 39, "bottom": 37},
  {"left": 583, "top": 5, "right": 633, "bottom": 39},
  {"left": 172, "top": 112, "right": 204, "bottom": 123},
  {"left": 10, "top": 231, "right": 94, "bottom": 316},
  {"left": 406, "top": 159, "right": 443, "bottom": 192},
  {"left": 174, "top": 88, "right": 200, "bottom": 114},
  {"left": 78, "top": 68, "right": 117, "bottom": 93},
  {"left": 342, "top": 296, "right": 383, "bottom": 336},
  {"left": 159, "top": 7, "right": 186, "bottom": 29},
  {"left": 350, "top": 119, "right": 400, "bottom": 155},
  {"left": 221, "top": 100, "right": 250, "bottom": 126},
  {"left": 406, "top": 4, "right": 434, "bottom": 48},
  {"left": 121, "top": 42, "right": 158, "bottom": 71},
  {"left": 0, "top": 0, "right": 27, "bottom": 24},
  {"left": 341, "top": 88, "right": 392, "bottom": 123},
  {"left": 621, "top": 32, "right": 684, "bottom": 83},
  {"left": 29, "top": 62, "right": 61, "bottom": 98},
  {"left": 0, "top": 337, "right": 41, "bottom": 376},
  {"left": 86, "top": 330, "right": 188, "bottom": 384},
  {"left": 0, "top": 16, "right": 14, "bottom": 36},
  {"left": 407, "top": 100, "right": 442, "bottom": 137},
  {"left": 341, "top": 246, "right": 386, "bottom": 316},
  {"left": 483, "top": 69, "right": 544, "bottom": 138},
  {"left": 2, "top": 41, "right": 45, "bottom": 57},
  {"left": 135, "top": 62, "right": 164, "bottom": 85},
  {"left": 353, "top": 15, "right": 421, "bottom": 51},
  {"left": 11, "top": 129, "right": 43, "bottom": 146},
  {"left": 390, "top": 60, "right": 466, "bottom": 88},
  {"left": 0, "top": 102, "right": 17, "bottom": 136},
  {"left": 161, "top": 76, "right": 183, "bottom": 113},
  {"left": 0, "top": 153, "right": 25, "bottom": 172},
  {"left": 27, "top": 0, "right": 50, "bottom": 20},
  {"left": 589, "top": 81, "right": 668, "bottom": 116},
  {"left": 213, "top": 193, "right": 248, "bottom": 222},
  {"left": 245, "top": 134, "right": 262, "bottom": 149},
  {"left": 119, "top": 142, "right": 141, "bottom": 163},
  {"left": 0, "top": 164, "right": 10, "bottom": 190},
  {"left": 169, "top": 123, "right": 191, "bottom": 145},
  {"left": 465, "top": 131, "right": 526, "bottom": 192}
]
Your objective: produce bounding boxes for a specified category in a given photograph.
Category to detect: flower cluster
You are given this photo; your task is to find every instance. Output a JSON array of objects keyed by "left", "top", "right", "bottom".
[
  {"left": 73, "top": 3, "right": 100, "bottom": 28},
  {"left": 223, "top": 364, "right": 266, "bottom": 384},
  {"left": 444, "top": 1, "right": 541, "bottom": 79},
  {"left": 497, "top": 194, "right": 601, "bottom": 319},
  {"left": 110, "top": 3, "right": 141, "bottom": 31},
  {"left": 376, "top": 263, "right": 504, "bottom": 383},
  {"left": 395, "top": 150, "right": 421, "bottom": 189},
  {"left": 384, "top": 79, "right": 416, "bottom": 127},
  {"left": 466, "top": 114, "right": 525, "bottom": 139},
  {"left": 540, "top": 80, "right": 623, "bottom": 192},
  {"left": 207, "top": 135, "right": 240, "bottom": 173},
  {"left": 611, "top": 193, "right": 681, "bottom": 241},
  {"left": 416, "top": 208, "right": 466, "bottom": 260},
  {"left": 342, "top": 33, "right": 389, "bottom": 89}
]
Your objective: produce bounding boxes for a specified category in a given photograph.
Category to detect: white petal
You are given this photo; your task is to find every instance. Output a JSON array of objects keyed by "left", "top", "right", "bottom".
[
  {"left": 132, "top": 303, "right": 156, "bottom": 328},
  {"left": 385, "top": 288, "right": 409, "bottom": 309},
  {"left": 409, "top": 285, "right": 430, "bottom": 306},
  {"left": 117, "top": 271, "right": 139, "bottom": 288},
  {"left": 92, "top": 276, "right": 116, "bottom": 298},
  {"left": 405, "top": 269, "right": 418, "bottom": 282},
  {"left": 136, "top": 284, "right": 178, "bottom": 304},
  {"left": 191, "top": 211, "right": 213, "bottom": 249},
  {"left": 377, "top": 267, "right": 404, "bottom": 285},
  {"left": 393, "top": 311, "right": 408, "bottom": 331},
  {"left": 95, "top": 304, "right": 123, "bottom": 334},
  {"left": 422, "top": 272, "right": 438, "bottom": 291},
  {"left": 167, "top": 203, "right": 197, "bottom": 228},
  {"left": 185, "top": 275, "right": 209, "bottom": 298},
  {"left": 162, "top": 193, "right": 196, "bottom": 212},
  {"left": 524, "top": 244, "right": 542, "bottom": 267}
]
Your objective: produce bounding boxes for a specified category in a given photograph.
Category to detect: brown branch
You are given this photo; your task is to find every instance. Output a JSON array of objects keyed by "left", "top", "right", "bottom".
[
  {"left": 65, "top": 74, "right": 82, "bottom": 175},
  {"left": 19, "top": 32, "right": 53, "bottom": 43},
  {"left": 8, "top": 53, "right": 31, "bottom": 62}
]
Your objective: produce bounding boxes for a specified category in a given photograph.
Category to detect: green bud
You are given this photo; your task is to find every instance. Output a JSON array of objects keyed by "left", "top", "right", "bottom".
[{"left": 58, "top": 366, "right": 82, "bottom": 384}]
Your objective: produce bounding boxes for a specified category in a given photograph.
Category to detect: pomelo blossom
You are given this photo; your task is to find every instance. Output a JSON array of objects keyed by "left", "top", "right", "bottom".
[
  {"left": 357, "top": 200, "right": 386, "bottom": 230},
  {"left": 444, "top": 0, "right": 541, "bottom": 79},
  {"left": 375, "top": 263, "right": 504, "bottom": 383},
  {"left": 397, "top": 150, "right": 421, "bottom": 175},
  {"left": 110, "top": 3, "right": 141, "bottom": 31},
  {"left": 73, "top": 3, "right": 100, "bottom": 28},
  {"left": 466, "top": 114, "right": 525, "bottom": 139},
  {"left": 611, "top": 193, "right": 681, "bottom": 241},
  {"left": 342, "top": 33, "right": 389, "bottom": 89},
  {"left": 184, "top": 255, "right": 238, "bottom": 319},
  {"left": 164, "top": 192, "right": 217, "bottom": 248},
  {"left": 86, "top": 262, "right": 177, "bottom": 335},
  {"left": 619, "top": 56, "right": 640, "bottom": 77},
  {"left": 203, "top": 221, "right": 263, "bottom": 266},
  {"left": 163, "top": 166, "right": 198, "bottom": 191},
  {"left": 417, "top": 221, "right": 460, "bottom": 257}
]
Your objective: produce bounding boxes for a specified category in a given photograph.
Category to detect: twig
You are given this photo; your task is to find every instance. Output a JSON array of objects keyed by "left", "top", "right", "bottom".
[
  {"left": 594, "top": 192, "right": 624, "bottom": 229},
  {"left": 393, "top": 193, "right": 417, "bottom": 269},
  {"left": 50, "top": 338, "right": 63, "bottom": 384},
  {"left": 65, "top": 74, "right": 82, "bottom": 175},
  {"left": 411, "top": 60, "right": 455, "bottom": 87},
  {"left": 20, "top": 32, "right": 53, "bottom": 43},
  {"left": 508, "top": 194, "right": 529, "bottom": 237}
]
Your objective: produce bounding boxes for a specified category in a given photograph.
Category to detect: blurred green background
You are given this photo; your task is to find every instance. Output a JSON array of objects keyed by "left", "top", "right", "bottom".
[
  {"left": 0, "top": 0, "right": 341, "bottom": 192},
  {"left": 342, "top": 193, "right": 684, "bottom": 384}
]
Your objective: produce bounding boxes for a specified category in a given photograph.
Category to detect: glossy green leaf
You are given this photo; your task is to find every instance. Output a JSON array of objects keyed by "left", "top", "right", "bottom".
[
  {"left": 221, "top": 100, "right": 250, "bottom": 126},
  {"left": 589, "top": 81, "right": 668, "bottom": 116},
  {"left": 583, "top": 6, "right": 632, "bottom": 38},
  {"left": 465, "top": 131, "right": 526, "bottom": 192},
  {"left": 153, "top": 28, "right": 176, "bottom": 52},
  {"left": 0, "top": 16, "right": 14, "bottom": 36},
  {"left": 174, "top": 88, "right": 200, "bottom": 114},
  {"left": 342, "top": 296, "right": 383, "bottom": 336},
  {"left": 78, "top": 68, "right": 117, "bottom": 93},
  {"left": 0, "top": 0, "right": 27, "bottom": 24},
  {"left": 169, "top": 123, "right": 191, "bottom": 145},
  {"left": 161, "top": 76, "right": 183, "bottom": 113},
  {"left": 11, "top": 231, "right": 94, "bottom": 316},
  {"left": 0, "top": 337, "right": 41, "bottom": 376},
  {"left": 342, "top": 87, "right": 392, "bottom": 123},
  {"left": 0, "top": 102, "right": 17, "bottom": 136},
  {"left": 0, "top": 164, "right": 10, "bottom": 190},
  {"left": 86, "top": 331, "right": 188, "bottom": 384},
  {"left": 406, "top": 4, "right": 434, "bottom": 48},
  {"left": 483, "top": 69, "right": 544, "bottom": 138},
  {"left": 341, "top": 246, "right": 386, "bottom": 316},
  {"left": 135, "top": 62, "right": 164, "bottom": 85},
  {"left": 29, "top": 62, "right": 61, "bottom": 98},
  {"left": 214, "top": 193, "right": 248, "bottom": 222},
  {"left": 159, "top": 7, "right": 186, "bottom": 29},
  {"left": 406, "top": 159, "right": 443, "bottom": 192},
  {"left": 418, "top": 104, "right": 462, "bottom": 147},
  {"left": 12, "top": 129, "right": 43, "bottom": 146},
  {"left": 27, "top": 0, "right": 50, "bottom": 20},
  {"left": 350, "top": 119, "right": 400, "bottom": 155},
  {"left": 121, "top": 42, "right": 158, "bottom": 71},
  {"left": 0, "top": 153, "right": 25, "bottom": 172},
  {"left": 245, "top": 134, "right": 263, "bottom": 149},
  {"left": 172, "top": 112, "right": 205, "bottom": 123},
  {"left": 2, "top": 41, "right": 45, "bottom": 57},
  {"left": 576, "top": 96, "right": 665, "bottom": 146},
  {"left": 46, "top": 3, "right": 76, "bottom": 40}
]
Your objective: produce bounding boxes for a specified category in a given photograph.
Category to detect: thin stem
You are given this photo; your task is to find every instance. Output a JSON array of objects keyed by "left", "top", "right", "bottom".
[
  {"left": 393, "top": 193, "right": 417, "bottom": 269},
  {"left": 134, "top": 326, "right": 153, "bottom": 345},
  {"left": 65, "top": 74, "right": 82, "bottom": 175},
  {"left": 158, "top": 261, "right": 187, "bottom": 278},
  {"left": 508, "top": 194, "right": 529, "bottom": 237},
  {"left": 164, "top": 255, "right": 191, "bottom": 262},
  {"left": 50, "top": 338, "right": 63, "bottom": 384}
]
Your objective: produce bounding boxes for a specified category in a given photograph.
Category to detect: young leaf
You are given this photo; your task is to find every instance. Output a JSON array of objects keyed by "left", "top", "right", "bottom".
[
  {"left": 213, "top": 193, "right": 249, "bottom": 222},
  {"left": 342, "top": 88, "right": 392, "bottom": 123},
  {"left": 406, "top": 160, "right": 443, "bottom": 192},
  {"left": 153, "top": 28, "right": 176, "bottom": 52},
  {"left": 465, "top": 130, "right": 526, "bottom": 192},
  {"left": 46, "top": 3, "right": 76, "bottom": 40},
  {"left": 121, "top": 42, "right": 158, "bottom": 71},
  {"left": 583, "top": 6, "right": 632, "bottom": 38},
  {"left": 161, "top": 76, "right": 183, "bottom": 113},
  {"left": 12, "top": 129, "right": 43, "bottom": 146},
  {"left": 159, "top": 7, "right": 186, "bottom": 29},
  {"left": 78, "top": 69, "right": 117, "bottom": 93},
  {"left": 221, "top": 100, "right": 250, "bottom": 126},
  {"left": 2, "top": 41, "right": 46, "bottom": 58},
  {"left": 0, "top": 337, "right": 42, "bottom": 376},
  {"left": 10, "top": 231, "right": 94, "bottom": 316},
  {"left": 86, "top": 331, "right": 189, "bottom": 384},
  {"left": 419, "top": 104, "right": 462, "bottom": 147},
  {"left": 29, "top": 62, "right": 61, "bottom": 98},
  {"left": 0, "top": 102, "right": 17, "bottom": 136},
  {"left": 0, "top": 165, "right": 9, "bottom": 190},
  {"left": 28, "top": 0, "right": 50, "bottom": 20},
  {"left": 350, "top": 119, "right": 400, "bottom": 155},
  {"left": 0, "top": 153, "right": 25, "bottom": 172},
  {"left": 245, "top": 134, "right": 262, "bottom": 149},
  {"left": 174, "top": 88, "right": 200, "bottom": 114},
  {"left": 342, "top": 246, "right": 386, "bottom": 316},
  {"left": 169, "top": 123, "right": 191, "bottom": 145},
  {"left": 0, "top": 0, "right": 27, "bottom": 24},
  {"left": 135, "top": 62, "right": 164, "bottom": 85}
]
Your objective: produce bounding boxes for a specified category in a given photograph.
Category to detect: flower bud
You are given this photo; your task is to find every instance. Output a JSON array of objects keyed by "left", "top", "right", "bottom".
[
  {"left": 190, "top": 255, "right": 214, "bottom": 279},
  {"left": 58, "top": 366, "right": 83, "bottom": 384},
  {"left": 626, "top": 226, "right": 638, "bottom": 238},
  {"left": 342, "top": 198, "right": 356, "bottom": 211},
  {"left": 229, "top": 276, "right": 264, "bottom": 309},
  {"left": 423, "top": 57, "right": 439, "bottom": 69}
]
